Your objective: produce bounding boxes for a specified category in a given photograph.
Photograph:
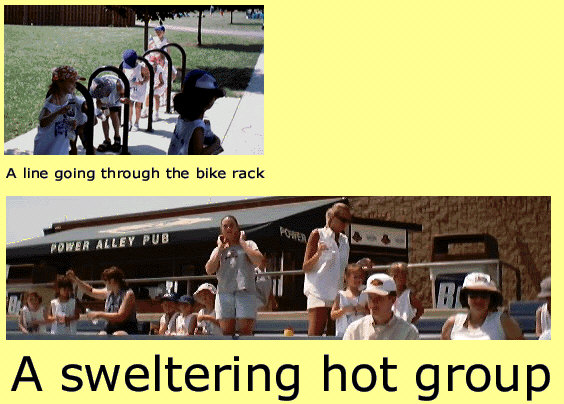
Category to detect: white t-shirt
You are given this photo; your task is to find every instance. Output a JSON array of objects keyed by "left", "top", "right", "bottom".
[
  {"left": 50, "top": 298, "right": 77, "bottom": 335},
  {"left": 335, "top": 290, "right": 368, "bottom": 337},
  {"left": 343, "top": 314, "right": 419, "bottom": 340},
  {"left": 123, "top": 64, "right": 146, "bottom": 103},
  {"left": 20, "top": 305, "right": 47, "bottom": 333},
  {"left": 197, "top": 308, "right": 223, "bottom": 336},
  {"left": 160, "top": 312, "right": 179, "bottom": 335},
  {"left": 175, "top": 313, "right": 196, "bottom": 335},
  {"left": 34, "top": 94, "right": 84, "bottom": 154},
  {"left": 392, "top": 289, "right": 416, "bottom": 323},
  {"left": 539, "top": 303, "right": 551, "bottom": 334}
]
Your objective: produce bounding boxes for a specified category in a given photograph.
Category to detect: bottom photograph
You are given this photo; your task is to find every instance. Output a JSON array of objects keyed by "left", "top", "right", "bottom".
[{"left": 6, "top": 196, "right": 551, "bottom": 340}]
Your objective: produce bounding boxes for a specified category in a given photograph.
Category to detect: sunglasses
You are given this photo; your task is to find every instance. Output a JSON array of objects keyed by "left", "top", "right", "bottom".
[
  {"left": 467, "top": 290, "right": 491, "bottom": 299},
  {"left": 334, "top": 214, "right": 352, "bottom": 224}
]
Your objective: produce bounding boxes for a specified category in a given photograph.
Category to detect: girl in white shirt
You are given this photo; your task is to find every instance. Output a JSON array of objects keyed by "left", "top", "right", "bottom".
[
  {"left": 331, "top": 264, "right": 369, "bottom": 337},
  {"left": 18, "top": 291, "right": 49, "bottom": 334},
  {"left": 49, "top": 275, "right": 80, "bottom": 335}
]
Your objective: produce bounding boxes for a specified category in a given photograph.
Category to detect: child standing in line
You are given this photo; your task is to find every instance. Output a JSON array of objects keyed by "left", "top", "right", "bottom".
[
  {"left": 168, "top": 69, "right": 225, "bottom": 155},
  {"left": 141, "top": 55, "right": 166, "bottom": 121},
  {"left": 49, "top": 275, "right": 80, "bottom": 335},
  {"left": 89, "top": 76, "right": 126, "bottom": 153},
  {"left": 18, "top": 291, "right": 49, "bottom": 334},
  {"left": 194, "top": 283, "right": 222, "bottom": 336},
  {"left": 122, "top": 49, "right": 149, "bottom": 132},
  {"left": 174, "top": 295, "right": 197, "bottom": 336},
  {"left": 148, "top": 25, "right": 169, "bottom": 51},
  {"left": 331, "top": 264, "right": 369, "bottom": 338},
  {"left": 34, "top": 66, "right": 87, "bottom": 155}
]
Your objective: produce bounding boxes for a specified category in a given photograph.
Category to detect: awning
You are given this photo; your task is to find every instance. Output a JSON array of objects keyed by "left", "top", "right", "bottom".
[{"left": 7, "top": 198, "right": 340, "bottom": 262}]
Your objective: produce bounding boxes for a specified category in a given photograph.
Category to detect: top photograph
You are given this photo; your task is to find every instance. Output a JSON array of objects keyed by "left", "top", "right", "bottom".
[{"left": 4, "top": 5, "right": 264, "bottom": 155}]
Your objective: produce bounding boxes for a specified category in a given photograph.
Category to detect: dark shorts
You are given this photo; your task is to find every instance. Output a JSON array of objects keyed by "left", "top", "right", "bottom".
[
  {"left": 102, "top": 106, "right": 122, "bottom": 114},
  {"left": 105, "top": 320, "right": 138, "bottom": 335}
]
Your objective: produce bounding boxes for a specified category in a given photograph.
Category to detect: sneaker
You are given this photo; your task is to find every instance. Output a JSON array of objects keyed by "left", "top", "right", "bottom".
[
  {"left": 132, "top": 123, "right": 139, "bottom": 132},
  {"left": 140, "top": 109, "right": 148, "bottom": 118},
  {"left": 153, "top": 112, "right": 160, "bottom": 122}
]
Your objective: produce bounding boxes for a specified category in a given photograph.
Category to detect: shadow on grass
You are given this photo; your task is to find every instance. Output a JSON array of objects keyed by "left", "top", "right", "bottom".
[
  {"left": 197, "top": 43, "right": 263, "bottom": 53},
  {"left": 198, "top": 67, "right": 263, "bottom": 94}
]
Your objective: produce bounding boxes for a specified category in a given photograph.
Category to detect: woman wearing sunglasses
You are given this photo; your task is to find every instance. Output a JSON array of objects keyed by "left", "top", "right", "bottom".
[
  {"left": 441, "top": 272, "right": 523, "bottom": 339},
  {"left": 303, "top": 202, "right": 352, "bottom": 336}
]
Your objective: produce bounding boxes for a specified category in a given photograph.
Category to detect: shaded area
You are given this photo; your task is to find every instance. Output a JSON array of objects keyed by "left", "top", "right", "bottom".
[
  {"left": 197, "top": 66, "right": 255, "bottom": 92},
  {"left": 197, "top": 43, "right": 264, "bottom": 53}
]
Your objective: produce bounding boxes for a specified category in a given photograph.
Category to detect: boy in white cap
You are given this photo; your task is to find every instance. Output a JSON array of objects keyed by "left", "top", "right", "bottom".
[
  {"left": 342, "top": 273, "right": 419, "bottom": 340},
  {"left": 535, "top": 276, "right": 551, "bottom": 339}
]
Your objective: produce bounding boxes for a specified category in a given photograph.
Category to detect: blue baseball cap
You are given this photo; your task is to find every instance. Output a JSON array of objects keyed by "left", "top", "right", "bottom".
[
  {"left": 155, "top": 25, "right": 165, "bottom": 32},
  {"left": 159, "top": 292, "right": 178, "bottom": 302},
  {"left": 183, "top": 69, "right": 225, "bottom": 97},
  {"left": 122, "top": 49, "right": 138, "bottom": 69},
  {"left": 178, "top": 295, "right": 194, "bottom": 305}
]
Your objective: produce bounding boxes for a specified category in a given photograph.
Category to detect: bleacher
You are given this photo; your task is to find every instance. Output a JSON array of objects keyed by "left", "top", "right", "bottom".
[{"left": 7, "top": 302, "right": 543, "bottom": 339}]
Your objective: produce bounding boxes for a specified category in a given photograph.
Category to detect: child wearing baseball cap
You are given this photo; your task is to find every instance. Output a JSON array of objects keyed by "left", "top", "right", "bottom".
[
  {"left": 34, "top": 66, "right": 87, "bottom": 154},
  {"left": 174, "top": 295, "right": 197, "bottom": 336},
  {"left": 122, "top": 49, "right": 149, "bottom": 132},
  {"left": 168, "top": 69, "right": 225, "bottom": 155},
  {"left": 194, "top": 283, "right": 222, "bottom": 336}
]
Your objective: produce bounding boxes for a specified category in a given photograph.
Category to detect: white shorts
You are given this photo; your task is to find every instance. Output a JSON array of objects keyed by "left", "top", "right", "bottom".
[
  {"left": 306, "top": 294, "right": 334, "bottom": 310},
  {"left": 129, "top": 83, "right": 147, "bottom": 103},
  {"left": 215, "top": 290, "right": 257, "bottom": 319}
]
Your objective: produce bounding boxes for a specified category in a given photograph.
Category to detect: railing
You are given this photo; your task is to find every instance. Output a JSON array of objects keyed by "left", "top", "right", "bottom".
[{"left": 6, "top": 259, "right": 520, "bottom": 301}]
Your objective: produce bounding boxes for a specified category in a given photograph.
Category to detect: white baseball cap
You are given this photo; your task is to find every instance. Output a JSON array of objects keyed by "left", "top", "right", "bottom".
[
  {"left": 365, "top": 273, "right": 396, "bottom": 296},
  {"left": 462, "top": 272, "right": 499, "bottom": 293},
  {"left": 194, "top": 283, "right": 217, "bottom": 301}
]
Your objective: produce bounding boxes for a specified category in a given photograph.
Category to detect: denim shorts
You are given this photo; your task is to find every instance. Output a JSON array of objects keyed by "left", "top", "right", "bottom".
[{"left": 215, "top": 290, "right": 257, "bottom": 319}]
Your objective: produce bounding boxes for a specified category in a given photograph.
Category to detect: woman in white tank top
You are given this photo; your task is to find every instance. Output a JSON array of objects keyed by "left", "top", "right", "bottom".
[
  {"left": 303, "top": 202, "right": 352, "bottom": 336},
  {"left": 441, "top": 272, "right": 523, "bottom": 340}
]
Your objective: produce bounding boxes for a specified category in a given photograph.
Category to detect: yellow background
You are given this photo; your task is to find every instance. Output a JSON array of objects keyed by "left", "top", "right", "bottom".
[{"left": 1, "top": 1, "right": 562, "bottom": 402}]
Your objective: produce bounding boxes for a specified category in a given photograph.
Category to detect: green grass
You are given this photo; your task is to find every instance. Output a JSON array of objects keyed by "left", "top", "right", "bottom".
[{"left": 4, "top": 16, "right": 263, "bottom": 141}]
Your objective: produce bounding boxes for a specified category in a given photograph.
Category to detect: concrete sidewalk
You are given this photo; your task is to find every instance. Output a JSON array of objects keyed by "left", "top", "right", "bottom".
[{"left": 4, "top": 49, "right": 264, "bottom": 155}]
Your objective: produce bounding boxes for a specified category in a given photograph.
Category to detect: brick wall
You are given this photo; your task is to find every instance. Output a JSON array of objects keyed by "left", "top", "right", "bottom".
[{"left": 349, "top": 197, "right": 550, "bottom": 305}]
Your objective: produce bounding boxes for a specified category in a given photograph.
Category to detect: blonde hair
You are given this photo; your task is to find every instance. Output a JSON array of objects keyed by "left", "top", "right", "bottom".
[
  {"left": 326, "top": 202, "right": 351, "bottom": 225},
  {"left": 389, "top": 262, "right": 408, "bottom": 276}
]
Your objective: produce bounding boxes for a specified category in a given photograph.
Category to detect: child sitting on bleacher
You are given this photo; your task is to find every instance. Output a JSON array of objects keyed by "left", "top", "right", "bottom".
[
  {"left": 174, "top": 295, "right": 197, "bottom": 336},
  {"left": 158, "top": 293, "right": 179, "bottom": 335},
  {"left": 18, "top": 291, "right": 49, "bottom": 334},
  {"left": 194, "top": 283, "right": 222, "bottom": 336}
]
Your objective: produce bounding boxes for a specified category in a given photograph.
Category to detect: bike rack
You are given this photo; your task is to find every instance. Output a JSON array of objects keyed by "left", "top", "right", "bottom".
[
  {"left": 119, "top": 56, "right": 155, "bottom": 133},
  {"left": 74, "top": 82, "right": 95, "bottom": 155},
  {"left": 143, "top": 49, "right": 174, "bottom": 113},
  {"left": 161, "top": 42, "right": 187, "bottom": 84},
  {"left": 88, "top": 66, "right": 131, "bottom": 155}
]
